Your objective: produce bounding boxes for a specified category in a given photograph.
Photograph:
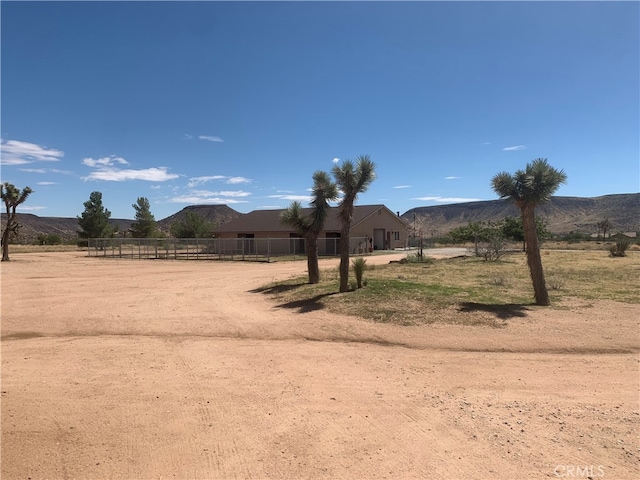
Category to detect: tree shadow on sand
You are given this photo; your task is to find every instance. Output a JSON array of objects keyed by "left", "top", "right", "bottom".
[
  {"left": 275, "top": 292, "right": 340, "bottom": 313},
  {"left": 249, "top": 283, "right": 306, "bottom": 295},
  {"left": 457, "top": 302, "right": 532, "bottom": 320}
]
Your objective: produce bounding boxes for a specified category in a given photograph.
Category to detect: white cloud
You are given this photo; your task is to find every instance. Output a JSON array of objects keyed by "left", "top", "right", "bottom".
[
  {"left": 82, "top": 156, "right": 129, "bottom": 168},
  {"left": 150, "top": 185, "right": 162, "bottom": 190},
  {"left": 257, "top": 205, "right": 282, "bottom": 210},
  {"left": 191, "top": 189, "right": 251, "bottom": 198},
  {"left": 187, "top": 175, "right": 252, "bottom": 188},
  {"left": 187, "top": 175, "right": 227, "bottom": 187},
  {"left": 20, "top": 167, "right": 74, "bottom": 175},
  {"left": 332, "top": 157, "right": 340, "bottom": 164},
  {"left": 198, "top": 135, "right": 224, "bottom": 143},
  {"left": 83, "top": 167, "right": 179, "bottom": 182},
  {"left": 168, "top": 195, "right": 248, "bottom": 205},
  {"left": 413, "top": 196, "right": 483, "bottom": 203},
  {"left": 1, "top": 139, "right": 64, "bottom": 165},
  {"left": 502, "top": 145, "right": 526, "bottom": 151},
  {"left": 444, "top": 176, "right": 461, "bottom": 180},
  {"left": 393, "top": 185, "right": 411, "bottom": 189},
  {"left": 227, "top": 176, "right": 251, "bottom": 184},
  {"left": 184, "top": 134, "right": 194, "bottom": 140},
  {"left": 267, "top": 194, "right": 313, "bottom": 202},
  {"left": 37, "top": 181, "right": 57, "bottom": 185},
  {"left": 20, "top": 205, "right": 47, "bottom": 211}
]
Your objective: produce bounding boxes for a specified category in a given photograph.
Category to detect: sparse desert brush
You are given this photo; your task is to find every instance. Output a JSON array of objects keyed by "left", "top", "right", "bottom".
[
  {"left": 262, "top": 250, "right": 640, "bottom": 326},
  {"left": 609, "top": 238, "right": 631, "bottom": 257}
]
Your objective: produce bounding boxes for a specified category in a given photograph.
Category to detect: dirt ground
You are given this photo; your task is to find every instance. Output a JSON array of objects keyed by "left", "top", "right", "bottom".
[{"left": 1, "top": 251, "right": 638, "bottom": 480}]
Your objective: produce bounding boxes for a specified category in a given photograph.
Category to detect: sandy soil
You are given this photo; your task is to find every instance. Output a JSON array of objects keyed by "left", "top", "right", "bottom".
[{"left": 1, "top": 251, "right": 638, "bottom": 480}]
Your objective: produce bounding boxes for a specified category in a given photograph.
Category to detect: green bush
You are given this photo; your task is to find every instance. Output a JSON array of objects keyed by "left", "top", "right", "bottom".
[{"left": 35, "top": 233, "right": 62, "bottom": 245}]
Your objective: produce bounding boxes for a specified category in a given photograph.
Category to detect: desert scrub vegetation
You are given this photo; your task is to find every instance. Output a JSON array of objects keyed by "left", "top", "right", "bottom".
[{"left": 258, "top": 250, "right": 639, "bottom": 327}]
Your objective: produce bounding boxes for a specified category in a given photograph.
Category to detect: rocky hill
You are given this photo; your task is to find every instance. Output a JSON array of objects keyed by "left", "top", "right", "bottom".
[
  {"left": 402, "top": 193, "right": 639, "bottom": 236},
  {"left": 156, "top": 205, "right": 242, "bottom": 234}
]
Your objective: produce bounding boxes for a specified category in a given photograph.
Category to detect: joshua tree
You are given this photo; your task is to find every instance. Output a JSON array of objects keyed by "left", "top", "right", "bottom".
[
  {"left": 491, "top": 159, "right": 567, "bottom": 306},
  {"left": 332, "top": 155, "right": 376, "bottom": 292},
  {"left": 1, "top": 183, "right": 33, "bottom": 261},
  {"left": 597, "top": 218, "right": 612, "bottom": 240},
  {"left": 281, "top": 171, "right": 338, "bottom": 284}
]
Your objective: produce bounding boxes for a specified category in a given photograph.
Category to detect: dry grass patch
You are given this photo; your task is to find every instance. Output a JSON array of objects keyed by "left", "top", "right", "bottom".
[{"left": 258, "top": 250, "right": 639, "bottom": 327}]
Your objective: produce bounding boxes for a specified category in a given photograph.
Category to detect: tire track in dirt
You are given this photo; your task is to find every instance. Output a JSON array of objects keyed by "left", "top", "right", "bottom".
[{"left": 2, "top": 251, "right": 639, "bottom": 480}]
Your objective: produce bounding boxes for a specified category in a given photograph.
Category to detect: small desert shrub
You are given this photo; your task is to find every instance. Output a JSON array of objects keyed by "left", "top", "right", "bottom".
[
  {"left": 352, "top": 257, "right": 368, "bottom": 289},
  {"left": 491, "top": 276, "right": 507, "bottom": 287},
  {"left": 477, "top": 235, "right": 507, "bottom": 262},
  {"left": 609, "top": 238, "right": 630, "bottom": 257},
  {"left": 404, "top": 252, "right": 433, "bottom": 264},
  {"left": 547, "top": 277, "right": 564, "bottom": 290}
]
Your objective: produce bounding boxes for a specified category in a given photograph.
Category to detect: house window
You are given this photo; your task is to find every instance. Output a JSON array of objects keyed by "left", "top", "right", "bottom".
[{"left": 393, "top": 231, "right": 400, "bottom": 241}]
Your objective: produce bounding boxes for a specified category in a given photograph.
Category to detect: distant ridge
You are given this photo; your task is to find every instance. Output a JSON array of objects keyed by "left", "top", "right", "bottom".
[
  {"left": 2, "top": 195, "right": 638, "bottom": 243},
  {"left": 402, "top": 194, "right": 639, "bottom": 235},
  {"left": 2, "top": 204, "right": 242, "bottom": 243}
]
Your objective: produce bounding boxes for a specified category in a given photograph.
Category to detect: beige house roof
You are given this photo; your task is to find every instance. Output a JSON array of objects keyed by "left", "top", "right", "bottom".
[{"left": 214, "top": 204, "right": 408, "bottom": 234}]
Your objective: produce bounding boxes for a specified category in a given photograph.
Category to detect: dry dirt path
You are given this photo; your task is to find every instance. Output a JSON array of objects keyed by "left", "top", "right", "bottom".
[{"left": 1, "top": 251, "right": 639, "bottom": 480}]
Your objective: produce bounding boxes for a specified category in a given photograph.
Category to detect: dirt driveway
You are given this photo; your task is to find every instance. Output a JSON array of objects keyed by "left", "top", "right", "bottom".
[{"left": 1, "top": 251, "right": 638, "bottom": 479}]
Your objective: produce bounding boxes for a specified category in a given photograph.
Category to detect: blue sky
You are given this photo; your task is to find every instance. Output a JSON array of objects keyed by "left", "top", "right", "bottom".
[{"left": 1, "top": 1, "right": 638, "bottom": 220}]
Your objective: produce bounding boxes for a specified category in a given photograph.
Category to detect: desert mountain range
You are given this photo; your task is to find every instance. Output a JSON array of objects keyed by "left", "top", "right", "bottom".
[{"left": 2, "top": 194, "right": 637, "bottom": 243}]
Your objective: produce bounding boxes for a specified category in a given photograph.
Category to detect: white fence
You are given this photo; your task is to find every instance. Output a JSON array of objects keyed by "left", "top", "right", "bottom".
[{"left": 87, "top": 237, "right": 371, "bottom": 262}]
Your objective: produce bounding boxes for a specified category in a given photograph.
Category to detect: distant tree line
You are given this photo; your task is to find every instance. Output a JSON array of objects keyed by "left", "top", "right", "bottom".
[{"left": 75, "top": 191, "right": 216, "bottom": 243}]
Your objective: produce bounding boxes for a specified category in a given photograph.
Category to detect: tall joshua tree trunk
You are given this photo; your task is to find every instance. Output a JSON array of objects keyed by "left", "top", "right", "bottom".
[
  {"left": 521, "top": 203, "right": 549, "bottom": 306},
  {"left": 338, "top": 211, "right": 352, "bottom": 292},
  {"left": 306, "top": 232, "right": 321, "bottom": 285}
]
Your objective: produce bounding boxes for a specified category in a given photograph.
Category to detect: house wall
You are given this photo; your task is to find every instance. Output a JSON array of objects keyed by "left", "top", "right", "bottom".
[
  {"left": 214, "top": 231, "right": 366, "bottom": 256},
  {"left": 350, "top": 208, "right": 409, "bottom": 250},
  {"left": 214, "top": 207, "right": 409, "bottom": 253}
]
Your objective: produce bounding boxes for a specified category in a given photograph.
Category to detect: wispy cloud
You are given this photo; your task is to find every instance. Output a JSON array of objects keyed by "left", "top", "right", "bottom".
[
  {"left": 20, "top": 205, "right": 47, "bottom": 211},
  {"left": 1, "top": 139, "right": 64, "bottom": 166},
  {"left": 444, "top": 176, "right": 461, "bottom": 180},
  {"left": 83, "top": 167, "right": 179, "bottom": 182},
  {"left": 502, "top": 145, "right": 526, "bottom": 151},
  {"left": 332, "top": 157, "right": 340, "bottom": 164},
  {"left": 168, "top": 195, "right": 247, "bottom": 205},
  {"left": 227, "top": 176, "right": 251, "bottom": 184},
  {"left": 198, "top": 135, "right": 224, "bottom": 143},
  {"left": 267, "top": 194, "right": 313, "bottom": 202},
  {"left": 187, "top": 175, "right": 252, "bottom": 188},
  {"left": 188, "top": 175, "right": 227, "bottom": 187},
  {"left": 413, "top": 196, "right": 483, "bottom": 204},
  {"left": 37, "top": 181, "right": 57, "bottom": 185},
  {"left": 191, "top": 189, "right": 251, "bottom": 198},
  {"left": 82, "top": 156, "right": 129, "bottom": 168},
  {"left": 393, "top": 185, "right": 412, "bottom": 189},
  {"left": 256, "top": 205, "right": 282, "bottom": 210}
]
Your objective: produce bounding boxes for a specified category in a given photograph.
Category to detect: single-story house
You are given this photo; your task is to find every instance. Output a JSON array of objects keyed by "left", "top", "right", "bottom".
[{"left": 214, "top": 204, "right": 410, "bottom": 256}]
